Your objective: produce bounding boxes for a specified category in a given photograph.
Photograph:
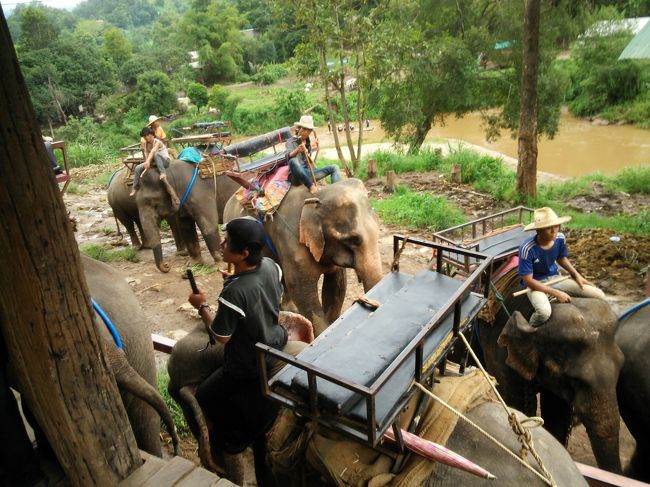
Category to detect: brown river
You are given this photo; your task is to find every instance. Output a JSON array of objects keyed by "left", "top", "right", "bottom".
[
  {"left": 319, "top": 111, "right": 650, "bottom": 178},
  {"left": 426, "top": 110, "right": 650, "bottom": 178}
]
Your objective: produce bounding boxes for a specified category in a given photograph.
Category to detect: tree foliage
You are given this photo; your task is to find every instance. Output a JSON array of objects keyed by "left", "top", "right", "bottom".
[
  {"left": 186, "top": 82, "right": 209, "bottom": 112},
  {"left": 136, "top": 71, "right": 177, "bottom": 116}
]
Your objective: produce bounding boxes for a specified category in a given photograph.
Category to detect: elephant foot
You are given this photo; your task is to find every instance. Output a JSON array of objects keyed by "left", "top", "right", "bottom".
[
  {"left": 157, "top": 262, "right": 171, "bottom": 273},
  {"left": 223, "top": 452, "right": 245, "bottom": 486},
  {"left": 176, "top": 249, "right": 189, "bottom": 256}
]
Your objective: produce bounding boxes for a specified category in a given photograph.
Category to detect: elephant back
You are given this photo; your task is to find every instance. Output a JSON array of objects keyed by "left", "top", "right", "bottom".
[{"left": 107, "top": 169, "right": 138, "bottom": 219}]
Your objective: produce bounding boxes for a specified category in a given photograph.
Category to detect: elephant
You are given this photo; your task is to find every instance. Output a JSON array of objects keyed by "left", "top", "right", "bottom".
[
  {"left": 135, "top": 160, "right": 239, "bottom": 272},
  {"left": 166, "top": 312, "right": 313, "bottom": 482},
  {"left": 615, "top": 302, "right": 650, "bottom": 481},
  {"left": 478, "top": 279, "right": 624, "bottom": 474},
  {"left": 107, "top": 167, "right": 185, "bottom": 251},
  {"left": 267, "top": 385, "right": 587, "bottom": 486},
  {"left": 83, "top": 255, "right": 180, "bottom": 457},
  {"left": 224, "top": 178, "right": 383, "bottom": 336}
]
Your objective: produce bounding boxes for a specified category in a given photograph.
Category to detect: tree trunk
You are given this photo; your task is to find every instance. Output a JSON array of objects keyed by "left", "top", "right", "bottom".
[
  {"left": 0, "top": 10, "right": 141, "bottom": 487},
  {"left": 385, "top": 171, "right": 398, "bottom": 192},
  {"left": 516, "top": 0, "right": 540, "bottom": 199},
  {"left": 319, "top": 47, "right": 348, "bottom": 172},
  {"left": 367, "top": 159, "right": 377, "bottom": 179},
  {"left": 409, "top": 109, "right": 436, "bottom": 153}
]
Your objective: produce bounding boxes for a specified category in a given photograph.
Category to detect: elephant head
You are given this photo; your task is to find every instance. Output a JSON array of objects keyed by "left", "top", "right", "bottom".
[
  {"left": 298, "top": 178, "right": 382, "bottom": 292},
  {"left": 497, "top": 299, "right": 624, "bottom": 473}
]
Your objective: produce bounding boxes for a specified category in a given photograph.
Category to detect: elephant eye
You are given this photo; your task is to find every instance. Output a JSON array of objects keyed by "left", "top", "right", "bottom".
[{"left": 341, "top": 234, "right": 362, "bottom": 247}]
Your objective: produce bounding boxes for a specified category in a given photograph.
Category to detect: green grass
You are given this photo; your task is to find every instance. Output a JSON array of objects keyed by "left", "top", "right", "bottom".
[
  {"left": 357, "top": 148, "right": 445, "bottom": 179},
  {"left": 558, "top": 206, "right": 650, "bottom": 236},
  {"left": 372, "top": 186, "right": 466, "bottom": 231},
  {"left": 156, "top": 368, "right": 191, "bottom": 437},
  {"left": 65, "top": 182, "right": 86, "bottom": 195},
  {"left": 80, "top": 243, "right": 139, "bottom": 262},
  {"left": 66, "top": 142, "right": 115, "bottom": 168},
  {"left": 187, "top": 263, "right": 216, "bottom": 277}
]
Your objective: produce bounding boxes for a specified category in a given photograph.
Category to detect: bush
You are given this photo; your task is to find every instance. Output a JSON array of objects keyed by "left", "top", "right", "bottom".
[
  {"left": 136, "top": 71, "right": 177, "bottom": 116},
  {"left": 356, "top": 148, "right": 445, "bottom": 179},
  {"left": 252, "top": 64, "right": 288, "bottom": 85},
  {"left": 446, "top": 147, "right": 516, "bottom": 201},
  {"left": 273, "top": 88, "right": 309, "bottom": 127}
]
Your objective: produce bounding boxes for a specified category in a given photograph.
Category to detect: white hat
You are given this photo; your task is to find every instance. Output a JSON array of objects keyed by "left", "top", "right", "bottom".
[
  {"left": 147, "top": 115, "right": 162, "bottom": 126},
  {"left": 294, "top": 115, "right": 315, "bottom": 130},
  {"left": 524, "top": 207, "right": 571, "bottom": 231}
]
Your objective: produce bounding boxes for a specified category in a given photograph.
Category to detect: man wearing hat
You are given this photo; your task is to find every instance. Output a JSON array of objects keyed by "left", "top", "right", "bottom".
[
  {"left": 518, "top": 207, "right": 606, "bottom": 327},
  {"left": 146, "top": 115, "right": 167, "bottom": 144},
  {"left": 286, "top": 114, "right": 341, "bottom": 194},
  {"left": 188, "top": 217, "right": 287, "bottom": 481}
]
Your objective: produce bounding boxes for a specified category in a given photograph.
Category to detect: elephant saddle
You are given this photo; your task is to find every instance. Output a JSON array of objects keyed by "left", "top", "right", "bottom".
[{"left": 235, "top": 165, "right": 291, "bottom": 215}]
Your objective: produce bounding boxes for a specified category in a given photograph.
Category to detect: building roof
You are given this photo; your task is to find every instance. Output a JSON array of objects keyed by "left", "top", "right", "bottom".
[
  {"left": 583, "top": 17, "right": 649, "bottom": 37},
  {"left": 619, "top": 21, "right": 650, "bottom": 59}
]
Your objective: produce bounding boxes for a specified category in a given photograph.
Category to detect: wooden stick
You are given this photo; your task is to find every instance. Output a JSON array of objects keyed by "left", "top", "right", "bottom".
[
  {"left": 513, "top": 275, "right": 571, "bottom": 297},
  {"left": 304, "top": 150, "right": 318, "bottom": 187}
]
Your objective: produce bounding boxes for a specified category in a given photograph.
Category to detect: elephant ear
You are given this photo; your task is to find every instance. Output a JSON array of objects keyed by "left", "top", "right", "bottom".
[
  {"left": 299, "top": 199, "right": 325, "bottom": 262},
  {"left": 497, "top": 311, "right": 539, "bottom": 381}
]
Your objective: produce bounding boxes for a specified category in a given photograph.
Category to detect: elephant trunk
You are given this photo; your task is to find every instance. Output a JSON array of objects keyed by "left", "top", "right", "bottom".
[
  {"left": 581, "top": 395, "right": 622, "bottom": 473},
  {"left": 153, "top": 245, "right": 170, "bottom": 273},
  {"left": 357, "top": 246, "right": 383, "bottom": 292},
  {"left": 108, "top": 347, "right": 180, "bottom": 456}
]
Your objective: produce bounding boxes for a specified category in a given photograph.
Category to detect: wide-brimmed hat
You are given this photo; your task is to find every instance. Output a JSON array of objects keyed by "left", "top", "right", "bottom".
[
  {"left": 524, "top": 207, "right": 571, "bottom": 231},
  {"left": 147, "top": 115, "right": 162, "bottom": 126},
  {"left": 294, "top": 115, "right": 315, "bottom": 130}
]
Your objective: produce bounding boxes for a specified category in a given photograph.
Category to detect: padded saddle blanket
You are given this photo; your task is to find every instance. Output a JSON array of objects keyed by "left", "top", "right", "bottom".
[
  {"left": 235, "top": 165, "right": 291, "bottom": 215},
  {"left": 273, "top": 269, "right": 484, "bottom": 428}
]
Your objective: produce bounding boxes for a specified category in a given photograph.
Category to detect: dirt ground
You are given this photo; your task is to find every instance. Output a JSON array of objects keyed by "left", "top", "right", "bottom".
[{"left": 65, "top": 163, "right": 648, "bottom": 481}]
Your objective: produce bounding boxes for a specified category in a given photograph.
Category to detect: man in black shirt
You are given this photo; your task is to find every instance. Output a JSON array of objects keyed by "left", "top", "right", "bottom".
[{"left": 189, "top": 216, "right": 286, "bottom": 484}]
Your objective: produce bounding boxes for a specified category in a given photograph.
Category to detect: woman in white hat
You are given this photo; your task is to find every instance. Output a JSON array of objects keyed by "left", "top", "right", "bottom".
[
  {"left": 145, "top": 115, "right": 167, "bottom": 145},
  {"left": 518, "top": 207, "right": 606, "bottom": 327},
  {"left": 286, "top": 115, "right": 341, "bottom": 194}
]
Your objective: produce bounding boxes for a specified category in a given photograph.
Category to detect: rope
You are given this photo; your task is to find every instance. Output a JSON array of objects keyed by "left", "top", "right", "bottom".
[
  {"left": 489, "top": 280, "right": 511, "bottom": 319},
  {"left": 391, "top": 235, "right": 410, "bottom": 272},
  {"left": 455, "top": 333, "right": 556, "bottom": 486},
  {"left": 92, "top": 298, "right": 123, "bottom": 350},
  {"left": 618, "top": 297, "right": 650, "bottom": 321},
  {"left": 179, "top": 165, "right": 199, "bottom": 211}
]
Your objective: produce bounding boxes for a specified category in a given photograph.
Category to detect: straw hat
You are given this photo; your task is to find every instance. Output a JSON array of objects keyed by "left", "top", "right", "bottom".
[
  {"left": 524, "top": 207, "right": 571, "bottom": 231},
  {"left": 294, "top": 115, "right": 315, "bottom": 130},
  {"left": 147, "top": 115, "right": 162, "bottom": 126}
]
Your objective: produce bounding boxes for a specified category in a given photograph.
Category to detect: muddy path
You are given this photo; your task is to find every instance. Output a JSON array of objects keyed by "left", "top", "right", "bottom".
[{"left": 65, "top": 164, "right": 648, "bottom": 474}]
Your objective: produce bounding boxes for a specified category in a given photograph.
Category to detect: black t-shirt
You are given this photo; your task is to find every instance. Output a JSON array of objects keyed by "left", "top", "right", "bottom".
[
  {"left": 285, "top": 136, "right": 311, "bottom": 166},
  {"left": 211, "top": 257, "right": 287, "bottom": 379}
]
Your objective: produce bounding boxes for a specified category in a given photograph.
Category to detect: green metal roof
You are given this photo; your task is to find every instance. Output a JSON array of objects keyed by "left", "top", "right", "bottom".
[{"left": 619, "top": 21, "right": 650, "bottom": 59}]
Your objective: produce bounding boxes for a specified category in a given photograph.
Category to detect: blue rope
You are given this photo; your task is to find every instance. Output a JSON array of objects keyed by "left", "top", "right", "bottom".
[
  {"left": 257, "top": 214, "right": 279, "bottom": 258},
  {"left": 107, "top": 168, "right": 121, "bottom": 188},
  {"left": 179, "top": 166, "right": 199, "bottom": 211},
  {"left": 92, "top": 298, "right": 123, "bottom": 350},
  {"left": 618, "top": 297, "right": 650, "bottom": 322}
]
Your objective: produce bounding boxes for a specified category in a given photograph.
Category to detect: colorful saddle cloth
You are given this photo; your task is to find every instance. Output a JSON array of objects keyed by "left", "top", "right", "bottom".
[{"left": 235, "top": 165, "right": 291, "bottom": 215}]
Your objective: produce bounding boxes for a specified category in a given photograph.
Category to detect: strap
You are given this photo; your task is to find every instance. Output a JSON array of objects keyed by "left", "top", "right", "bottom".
[
  {"left": 618, "top": 297, "right": 650, "bottom": 321},
  {"left": 257, "top": 214, "right": 279, "bottom": 258},
  {"left": 92, "top": 298, "right": 123, "bottom": 350},
  {"left": 179, "top": 165, "right": 199, "bottom": 211}
]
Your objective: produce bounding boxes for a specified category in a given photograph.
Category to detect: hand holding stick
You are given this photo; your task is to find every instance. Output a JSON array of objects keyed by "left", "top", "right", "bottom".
[
  {"left": 187, "top": 269, "right": 216, "bottom": 347},
  {"left": 512, "top": 275, "right": 571, "bottom": 297}
]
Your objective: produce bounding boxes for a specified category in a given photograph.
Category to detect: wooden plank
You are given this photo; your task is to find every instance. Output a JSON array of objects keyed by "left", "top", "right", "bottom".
[
  {"left": 576, "top": 462, "right": 650, "bottom": 487},
  {"left": 119, "top": 452, "right": 166, "bottom": 487},
  {"left": 152, "top": 333, "right": 176, "bottom": 354},
  {"left": 173, "top": 466, "right": 220, "bottom": 487},
  {"left": 140, "top": 456, "right": 195, "bottom": 487}
]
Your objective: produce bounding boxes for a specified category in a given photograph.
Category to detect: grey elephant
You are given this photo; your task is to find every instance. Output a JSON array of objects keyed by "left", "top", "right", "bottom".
[
  {"left": 478, "top": 288, "right": 623, "bottom": 473},
  {"left": 224, "top": 178, "right": 383, "bottom": 336},
  {"left": 268, "top": 392, "right": 587, "bottom": 486},
  {"left": 107, "top": 167, "right": 185, "bottom": 251},
  {"left": 83, "top": 255, "right": 180, "bottom": 457},
  {"left": 166, "top": 312, "right": 312, "bottom": 478},
  {"left": 616, "top": 302, "right": 650, "bottom": 481},
  {"left": 135, "top": 160, "right": 238, "bottom": 272}
]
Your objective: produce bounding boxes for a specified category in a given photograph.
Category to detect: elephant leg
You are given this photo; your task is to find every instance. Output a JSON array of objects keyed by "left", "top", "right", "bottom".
[
  {"left": 167, "top": 215, "right": 187, "bottom": 254},
  {"left": 194, "top": 216, "right": 223, "bottom": 264},
  {"left": 178, "top": 217, "right": 203, "bottom": 263},
  {"left": 322, "top": 268, "right": 346, "bottom": 323},
  {"left": 178, "top": 385, "right": 220, "bottom": 473},
  {"left": 253, "top": 434, "right": 278, "bottom": 487},
  {"left": 540, "top": 389, "right": 573, "bottom": 445},
  {"left": 287, "top": 278, "right": 328, "bottom": 336},
  {"left": 139, "top": 206, "right": 167, "bottom": 272}
]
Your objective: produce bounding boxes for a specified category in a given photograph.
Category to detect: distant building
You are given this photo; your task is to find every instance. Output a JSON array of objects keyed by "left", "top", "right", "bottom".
[
  {"left": 582, "top": 17, "right": 650, "bottom": 38},
  {"left": 240, "top": 28, "right": 257, "bottom": 38},
  {"left": 188, "top": 51, "right": 201, "bottom": 70}
]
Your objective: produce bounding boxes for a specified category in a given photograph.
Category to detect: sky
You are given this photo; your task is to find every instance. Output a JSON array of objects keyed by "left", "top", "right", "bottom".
[{"left": 1, "top": 0, "right": 82, "bottom": 14}]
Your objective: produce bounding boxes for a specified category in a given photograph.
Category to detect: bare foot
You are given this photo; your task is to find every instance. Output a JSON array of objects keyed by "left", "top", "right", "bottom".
[
  {"left": 160, "top": 174, "right": 167, "bottom": 181},
  {"left": 129, "top": 189, "right": 136, "bottom": 197},
  {"left": 309, "top": 184, "right": 319, "bottom": 194}
]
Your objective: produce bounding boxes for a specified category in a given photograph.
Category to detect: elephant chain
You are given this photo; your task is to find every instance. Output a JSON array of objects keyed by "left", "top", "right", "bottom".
[{"left": 455, "top": 333, "right": 557, "bottom": 486}]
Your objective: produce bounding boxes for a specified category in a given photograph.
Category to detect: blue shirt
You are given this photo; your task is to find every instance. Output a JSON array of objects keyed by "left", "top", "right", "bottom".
[{"left": 518, "top": 233, "right": 569, "bottom": 283}]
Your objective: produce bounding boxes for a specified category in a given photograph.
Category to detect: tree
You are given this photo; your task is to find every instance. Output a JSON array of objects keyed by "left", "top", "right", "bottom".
[
  {"left": 18, "top": 6, "right": 58, "bottom": 51},
  {"left": 102, "top": 27, "right": 132, "bottom": 68},
  {"left": 136, "top": 70, "right": 177, "bottom": 115},
  {"left": 0, "top": 9, "right": 141, "bottom": 484},
  {"left": 517, "top": 0, "right": 541, "bottom": 198},
  {"left": 186, "top": 82, "right": 209, "bottom": 112}
]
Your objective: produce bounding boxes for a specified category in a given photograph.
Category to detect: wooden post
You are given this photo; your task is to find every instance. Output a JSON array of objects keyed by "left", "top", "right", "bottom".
[
  {"left": 385, "top": 170, "right": 398, "bottom": 192},
  {"left": 451, "top": 164, "right": 462, "bottom": 184},
  {"left": 0, "top": 10, "right": 141, "bottom": 486},
  {"left": 368, "top": 159, "right": 377, "bottom": 179}
]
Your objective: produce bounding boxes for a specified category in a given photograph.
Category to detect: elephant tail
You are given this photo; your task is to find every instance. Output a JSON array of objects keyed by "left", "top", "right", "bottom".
[
  {"left": 179, "top": 385, "right": 221, "bottom": 473},
  {"left": 111, "top": 350, "right": 181, "bottom": 456}
]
